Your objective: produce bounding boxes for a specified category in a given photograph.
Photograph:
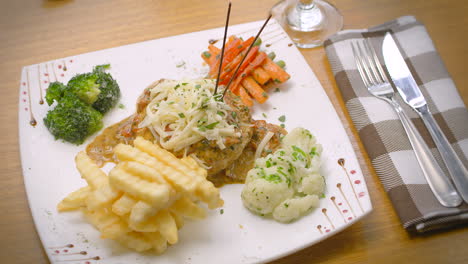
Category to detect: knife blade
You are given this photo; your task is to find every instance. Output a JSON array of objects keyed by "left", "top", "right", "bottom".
[{"left": 382, "top": 32, "right": 468, "bottom": 203}]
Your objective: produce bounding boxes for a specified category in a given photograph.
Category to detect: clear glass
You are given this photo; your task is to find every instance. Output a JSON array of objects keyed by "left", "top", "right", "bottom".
[{"left": 272, "top": 0, "right": 343, "bottom": 48}]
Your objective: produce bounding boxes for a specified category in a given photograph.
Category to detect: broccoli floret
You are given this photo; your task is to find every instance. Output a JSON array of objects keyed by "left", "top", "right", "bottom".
[
  {"left": 43, "top": 94, "right": 103, "bottom": 145},
  {"left": 45, "top": 82, "right": 67, "bottom": 106},
  {"left": 61, "top": 64, "right": 120, "bottom": 113},
  {"left": 91, "top": 64, "right": 121, "bottom": 113},
  {"left": 67, "top": 73, "right": 101, "bottom": 105}
]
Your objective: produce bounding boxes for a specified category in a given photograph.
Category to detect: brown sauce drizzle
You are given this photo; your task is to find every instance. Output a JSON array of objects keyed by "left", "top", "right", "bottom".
[
  {"left": 37, "top": 65, "right": 44, "bottom": 105},
  {"left": 26, "top": 68, "right": 37, "bottom": 127},
  {"left": 209, "top": 39, "right": 219, "bottom": 44}
]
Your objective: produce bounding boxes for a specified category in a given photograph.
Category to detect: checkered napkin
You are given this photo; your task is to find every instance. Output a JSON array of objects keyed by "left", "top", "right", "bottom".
[{"left": 324, "top": 16, "right": 468, "bottom": 232}]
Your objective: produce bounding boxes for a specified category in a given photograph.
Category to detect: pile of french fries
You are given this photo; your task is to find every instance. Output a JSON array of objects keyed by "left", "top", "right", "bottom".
[{"left": 58, "top": 137, "right": 223, "bottom": 253}]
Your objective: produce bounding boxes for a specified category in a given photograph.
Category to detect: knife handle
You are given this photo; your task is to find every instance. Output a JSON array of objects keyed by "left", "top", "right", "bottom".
[
  {"left": 416, "top": 104, "right": 468, "bottom": 203},
  {"left": 390, "top": 99, "right": 462, "bottom": 207}
]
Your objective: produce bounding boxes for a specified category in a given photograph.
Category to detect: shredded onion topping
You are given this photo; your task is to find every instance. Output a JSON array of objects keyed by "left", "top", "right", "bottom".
[
  {"left": 139, "top": 79, "right": 240, "bottom": 153},
  {"left": 255, "top": 131, "right": 275, "bottom": 159}
]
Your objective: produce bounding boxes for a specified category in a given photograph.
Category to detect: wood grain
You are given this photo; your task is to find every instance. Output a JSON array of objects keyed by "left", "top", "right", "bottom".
[{"left": 0, "top": 0, "right": 467, "bottom": 263}]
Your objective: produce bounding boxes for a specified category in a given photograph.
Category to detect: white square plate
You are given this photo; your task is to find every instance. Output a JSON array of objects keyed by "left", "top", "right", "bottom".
[{"left": 19, "top": 20, "right": 372, "bottom": 264}]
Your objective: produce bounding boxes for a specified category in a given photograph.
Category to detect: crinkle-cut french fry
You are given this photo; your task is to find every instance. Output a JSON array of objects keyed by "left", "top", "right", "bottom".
[
  {"left": 114, "top": 144, "right": 197, "bottom": 194},
  {"left": 170, "top": 212, "right": 184, "bottom": 229},
  {"left": 57, "top": 186, "right": 90, "bottom": 212},
  {"left": 195, "top": 180, "right": 224, "bottom": 209},
  {"left": 154, "top": 210, "right": 178, "bottom": 245},
  {"left": 61, "top": 138, "right": 225, "bottom": 253},
  {"left": 143, "top": 232, "right": 167, "bottom": 254},
  {"left": 83, "top": 208, "right": 129, "bottom": 239},
  {"left": 170, "top": 196, "right": 206, "bottom": 220},
  {"left": 133, "top": 137, "right": 207, "bottom": 183},
  {"left": 86, "top": 184, "right": 122, "bottom": 210},
  {"left": 181, "top": 157, "right": 207, "bottom": 179},
  {"left": 121, "top": 161, "right": 168, "bottom": 184},
  {"left": 109, "top": 164, "right": 172, "bottom": 205},
  {"left": 75, "top": 151, "right": 107, "bottom": 189},
  {"left": 112, "top": 194, "right": 137, "bottom": 216},
  {"left": 128, "top": 211, "right": 160, "bottom": 232},
  {"left": 129, "top": 201, "right": 159, "bottom": 224},
  {"left": 115, "top": 231, "right": 153, "bottom": 252}
]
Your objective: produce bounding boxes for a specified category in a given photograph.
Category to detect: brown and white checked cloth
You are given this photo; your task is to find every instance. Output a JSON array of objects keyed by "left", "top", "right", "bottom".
[{"left": 324, "top": 16, "right": 468, "bottom": 233}]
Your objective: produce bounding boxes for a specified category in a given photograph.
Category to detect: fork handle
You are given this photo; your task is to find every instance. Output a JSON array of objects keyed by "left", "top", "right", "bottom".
[
  {"left": 390, "top": 99, "right": 462, "bottom": 207},
  {"left": 416, "top": 105, "right": 468, "bottom": 203}
]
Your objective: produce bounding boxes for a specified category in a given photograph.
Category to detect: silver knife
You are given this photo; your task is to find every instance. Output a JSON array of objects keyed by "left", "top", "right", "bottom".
[{"left": 383, "top": 32, "right": 468, "bottom": 203}]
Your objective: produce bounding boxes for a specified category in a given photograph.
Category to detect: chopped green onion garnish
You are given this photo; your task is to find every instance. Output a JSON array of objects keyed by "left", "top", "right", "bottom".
[
  {"left": 275, "top": 60, "right": 286, "bottom": 68},
  {"left": 204, "top": 121, "right": 219, "bottom": 129},
  {"left": 267, "top": 52, "right": 276, "bottom": 60},
  {"left": 203, "top": 51, "right": 211, "bottom": 58},
  {"left": 253, "top": 37, "right": 262, "bottom": 46},
  {"left": 278, "top": 115, "right": 286, "bottom": 122}
]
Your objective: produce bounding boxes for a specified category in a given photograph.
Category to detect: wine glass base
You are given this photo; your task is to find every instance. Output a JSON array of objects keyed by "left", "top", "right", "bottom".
[{"left": 272, "top": 0, "right": 343, "bottom": 49}]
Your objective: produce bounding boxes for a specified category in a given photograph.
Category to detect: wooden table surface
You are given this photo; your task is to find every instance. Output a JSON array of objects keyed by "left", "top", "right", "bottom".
[{"left": 1, "top": 0, "right": 467, "bottom": 263}]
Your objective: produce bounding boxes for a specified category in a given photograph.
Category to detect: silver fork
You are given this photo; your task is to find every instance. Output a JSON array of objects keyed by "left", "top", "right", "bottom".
[{"left": 351, "top": 39, "right": 462, "bottom": 207}]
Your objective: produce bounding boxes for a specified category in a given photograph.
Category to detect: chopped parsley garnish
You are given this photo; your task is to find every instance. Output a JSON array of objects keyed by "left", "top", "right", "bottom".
[
  {"left": 280, "top": 124, "right": 285, "bottom": 128},
  {"left": 278, "top": 115, "right": 286, "bottom": 122},
  {"left": 284, "top": 203, "right": 289, "bottom": 208},
  {"left": 261, "top": 173, "right": 282, "bottom": 184},
  {"left": 118, "top": 103, "right": 125, "bottom": 109},
  {"left": 309, "top": 147, "right": 317, "bottom": 156},
  {"left": 292, "top": 145, "right": 307, "bottom": 160},
  {"left": 217, "top": 110, "right": 225, "bottom": 116},
  {"left": 274, "top": 88, "right": 280, "bottom": 93},
  {"left": 176, "top": 61, "right": 185, "bottom": 68},
  {"left": 220, "top": 209, "right": 224, "bottom": 214},
  {"left": 195, "top": 84, "right": 201, "bottom": 89},
  {"left": 203, "top": 51, "right": 211, "bottom": 58},
  {"left": 174, "top": 84, "right": 180, "bottom": 90},
  {"left": 178, "top": 113, "right": 185, "bottom": 118},
  {"left": 262, "top": 113, "right": 267, "bottom": 118},
  {"left": 231, "top": 112, "right": 237, "bottom": 119}
]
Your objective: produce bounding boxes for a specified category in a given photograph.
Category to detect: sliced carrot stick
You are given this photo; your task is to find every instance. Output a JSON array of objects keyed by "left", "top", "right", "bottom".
[
  {"left": 238, "top": 85, "right": 253, "bottom": 107},
  {"left": 208, "top": 44, "right": 221, "bottom": 54},
  {"left": 220, "top": 46, "right": 260, "bottom": 86},
  {"left": 242, "top": 76, "right": 268, "bottom": 104},
  {"left": 209, "top": 37, "right": 242, "bottom": 77},
  {"left": 201, "top": 51, "right": 218, "bottom": 66},
  {"left": 230, "top": 50, "right": 266, "bottom": 93},
  {"left": 262, "top": 57, "right": 290, "bottom": 83},
  {"left": 251, "top": 67, "right": 270, "bottom": 85}
]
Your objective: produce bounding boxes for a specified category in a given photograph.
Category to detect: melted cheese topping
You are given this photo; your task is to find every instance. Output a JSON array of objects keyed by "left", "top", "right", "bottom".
[{"left": 139, "top": 79, "right": 240, "bottom": 152}]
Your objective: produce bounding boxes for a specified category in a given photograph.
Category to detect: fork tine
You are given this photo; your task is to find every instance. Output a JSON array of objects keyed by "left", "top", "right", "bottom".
[
  {"left": 355, "top": 41, "right": 377, "bottom": 86},
  {"left": 351, "top": 41, "right": 371, "bottom": 88},
  {"left": 364, "top": 39, "right": 389, "bottom": 83},
  {"left": 357, "top": 41, "right": 381, "bottom": 84}
]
